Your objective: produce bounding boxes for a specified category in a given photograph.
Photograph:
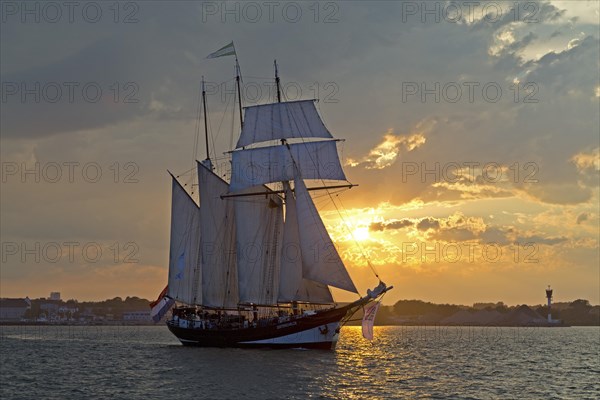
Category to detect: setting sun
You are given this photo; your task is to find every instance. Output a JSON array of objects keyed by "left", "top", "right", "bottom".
[{"left": 352, "top": 226, "right": 371, "bottom": 241}]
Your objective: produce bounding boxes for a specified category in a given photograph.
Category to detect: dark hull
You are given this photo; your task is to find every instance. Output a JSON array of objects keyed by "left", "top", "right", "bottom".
[{"left": 167, "top": 303, "right": 361, "bottom": 349}]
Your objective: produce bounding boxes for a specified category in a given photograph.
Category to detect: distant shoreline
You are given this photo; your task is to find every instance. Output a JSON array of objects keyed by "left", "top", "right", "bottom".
[
  {"left": 2, "top": 297, "right": 598, "bottom": 326},
  {"left": 0, "top": 321, "right": 577, "bottom": 327}
]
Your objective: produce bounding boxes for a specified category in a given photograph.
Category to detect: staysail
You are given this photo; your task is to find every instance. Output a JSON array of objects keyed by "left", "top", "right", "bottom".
[
  {"left": 198, "top": 161, "right": 239, "bottom": 308},
  {"left": 236, "top": 100, "right": 333, "bottom": 148},
  {"left": 294, "top": 177, "right": 358, "bottom": 294},
  {"left": 167, "top": 176, "right": 201, "bottom": 304},
  {"left": 278, "top": 182, "right": 333, "bottom": 303}
]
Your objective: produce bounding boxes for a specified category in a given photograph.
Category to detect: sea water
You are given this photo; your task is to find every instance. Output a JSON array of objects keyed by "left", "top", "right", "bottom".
[{"left": 1, "top": 325, "right": 598, "bottom": 399}]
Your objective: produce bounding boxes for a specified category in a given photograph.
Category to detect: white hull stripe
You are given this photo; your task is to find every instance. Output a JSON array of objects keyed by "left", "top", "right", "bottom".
[{"left": 239, "top": 323, "right": 339, "bottom": 345}]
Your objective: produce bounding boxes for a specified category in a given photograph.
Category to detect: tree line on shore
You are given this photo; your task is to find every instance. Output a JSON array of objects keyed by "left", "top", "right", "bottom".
[
  {"left": 20, "top": 296, "right": 600, "bottom": 325},
  {"left": 368, "top": 299, "right": 599, "bottom": 326}
]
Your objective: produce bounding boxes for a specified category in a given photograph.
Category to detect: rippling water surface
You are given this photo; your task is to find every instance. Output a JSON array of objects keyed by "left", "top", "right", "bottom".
[{"left": 1, "top": 325, "right": 598, "bottom": 399}]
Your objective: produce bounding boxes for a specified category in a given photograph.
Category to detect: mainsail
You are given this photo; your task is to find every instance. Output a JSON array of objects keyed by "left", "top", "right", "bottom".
[
  {"left": 198, "top": 161, "right": 239, "bottom": 308},
  {"left": 234, "top": 190, "right": 283, "bottom": 305},
  {"left": 167, "top": 176, "right": 201, "bottom": 304}
]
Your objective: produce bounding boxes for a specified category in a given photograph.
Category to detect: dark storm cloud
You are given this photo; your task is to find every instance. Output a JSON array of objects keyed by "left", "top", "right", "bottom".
[{"left": 0, "top": 32, "right": 201, "bottom": 139}]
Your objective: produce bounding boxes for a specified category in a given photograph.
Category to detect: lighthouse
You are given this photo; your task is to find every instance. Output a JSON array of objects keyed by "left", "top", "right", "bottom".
[{"left": 545, "top": 285, "right": 553, "bottom": 323}]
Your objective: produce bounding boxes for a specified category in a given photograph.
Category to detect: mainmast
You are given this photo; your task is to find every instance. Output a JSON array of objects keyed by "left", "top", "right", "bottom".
[
  {"left": 274, "top": 60, "right": 282, "bottom": 103},
  {"left": 202, "top": 77, "right": 210, "bottom": 162}
]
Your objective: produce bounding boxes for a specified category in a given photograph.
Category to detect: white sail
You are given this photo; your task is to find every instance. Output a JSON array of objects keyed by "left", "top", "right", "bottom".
[
  {"left": 294, "top": 177, "right": 358, "bottom": 294},
  {"left": 236, "top": 100, "right": 333, "bottom": 148},
  {"left": 167, "top": 176, "right": 201, "bottom": 304},
  {"left": 198, "top": 162, "right": 239, "bottom": 308},
  {"left": 279, "top": 183, "right": 333, "bottom": 303},
  {"left": 230, "top": 140, "right": 346, "bottom": 192},
  {"left": 234, "top": 189, "right": 283, "bottom": 305}
]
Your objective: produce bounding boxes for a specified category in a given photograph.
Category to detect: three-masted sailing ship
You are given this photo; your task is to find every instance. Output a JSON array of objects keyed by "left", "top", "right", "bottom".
[{"left": 155, "top": 48, "right": 391, "bottom": 349}]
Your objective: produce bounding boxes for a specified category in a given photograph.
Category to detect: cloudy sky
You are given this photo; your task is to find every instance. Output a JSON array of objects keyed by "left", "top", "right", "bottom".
[{"left": 1, "top": 0, "right": 598, "bottom": 305}]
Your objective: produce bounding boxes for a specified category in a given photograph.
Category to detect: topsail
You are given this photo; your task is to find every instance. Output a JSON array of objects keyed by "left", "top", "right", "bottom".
[
  {"left": 230, "top": 140, "right": 346, "bottom": 192},
  {"left": 236, "top": 100, "right": 333, "bottom": 148}
]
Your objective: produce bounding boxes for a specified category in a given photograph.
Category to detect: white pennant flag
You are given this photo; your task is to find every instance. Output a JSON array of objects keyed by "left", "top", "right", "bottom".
[
  {"left": 206, "top": 41, "right": 236, "bottom": 59},
  {"left": 362, "top": 301, "right": 380, "bottom": 340}
]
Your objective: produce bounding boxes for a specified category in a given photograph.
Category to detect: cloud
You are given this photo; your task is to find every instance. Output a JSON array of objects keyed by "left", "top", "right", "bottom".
[
  {"left": 0, "top": 34, "right": 198, "bottom": 139},
  {"left": 515, "top": 235, "right": 568, "bottom": 246},
  {"left": 416, "top": 217, "right": 440, "bottom": 231},
  {"left": 347, "top": 130, "right": 426, "bottom": 170},
  {"left": 430, "top": 227, "right": 478, "bottom": 242},
  {"left": 576, "top": 212, "right": 589, "bottom": 225},
  {"left": 523, "top": 183, "right": 594, "bottom": 205},
  {"left": 572, "top": 148, "right": 600, "bottom": 172},
  {"left": 369, "top": 219, "right": 414, "bottom": 231},
  {"left": 479, "top": 226, "right": 514, "bottom": 246},
  {"left": 370, "top": 210, "right": 572, "bottom": 249}
]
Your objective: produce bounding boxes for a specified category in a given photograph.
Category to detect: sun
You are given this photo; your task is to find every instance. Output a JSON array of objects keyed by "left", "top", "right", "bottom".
[{"left": 352, "top": 226, "right": 370, "bottom": 242}]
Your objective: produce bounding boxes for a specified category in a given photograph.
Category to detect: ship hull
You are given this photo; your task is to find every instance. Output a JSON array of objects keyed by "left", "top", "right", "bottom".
[{"left": 167, "top": 305, "right": 352, "bottom": 349}]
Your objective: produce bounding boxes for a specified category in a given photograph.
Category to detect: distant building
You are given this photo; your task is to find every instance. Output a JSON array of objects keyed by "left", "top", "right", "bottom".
[
  {"left": 0, "top": 298, "right": 30, "bottom": 321},
  {"left": 49, "top": 292, "right": 61, "bottom": 301},
  {"left": 123, "top": 311, "right": 151, "bottom": 322},
  {"left": 40, "top": 302, "right": 59, "bottom": 312},
  {"left": 40, "top": 302, "right": 60, "bottom": 320}
]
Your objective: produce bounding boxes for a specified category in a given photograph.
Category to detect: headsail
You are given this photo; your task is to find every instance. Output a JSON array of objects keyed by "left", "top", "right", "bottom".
[
  {"left": 198, "top": 161, "right": 239, "bottom": 308},
  {"left": 236, "top": 100, "right": 333, "bottom": 148},
  {"left": 167, "top": 176, "right": 201, "bottom": 304},
  {"left": 230, "top": 140, "right": 346, "bottom": 192},
  {"left": 279, "top": 182, "right": 333, "bottom": 303},
  {"left": 294, "top": 177, "right": 358, "bottom": 294}
]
